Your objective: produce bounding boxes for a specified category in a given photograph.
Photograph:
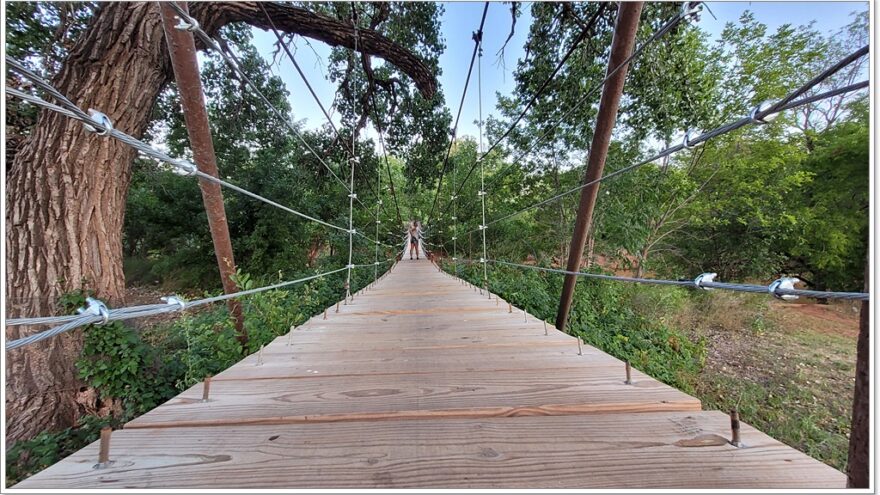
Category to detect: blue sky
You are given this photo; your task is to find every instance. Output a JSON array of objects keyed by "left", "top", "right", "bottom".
[{"left": 251, "top": 2, "right": 868, "bottom": 145}]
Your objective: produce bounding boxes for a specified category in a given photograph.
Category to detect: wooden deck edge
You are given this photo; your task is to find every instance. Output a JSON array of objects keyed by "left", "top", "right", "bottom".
[
  {"left": 211, "top": 365, "right": 623, "bottom": 382},
  {"left": 124, "top": 400, "right": 703, "bottom": 430}
]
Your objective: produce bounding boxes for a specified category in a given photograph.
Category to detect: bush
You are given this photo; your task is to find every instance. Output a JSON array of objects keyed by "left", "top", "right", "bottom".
[{"left": 6, "top": 415, "right": 118, "bottom": 487}]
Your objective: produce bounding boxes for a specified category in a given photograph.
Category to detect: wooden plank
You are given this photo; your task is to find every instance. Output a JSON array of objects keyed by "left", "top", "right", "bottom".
[
  {"left": 125, "top": 367, "right": 700, "bottom": 429},
  {"left": 214, "top": 345, "right": 624, "bottom": 381},
  {"left": 17, "top": 412, "right": 844, "bottom": 489}
]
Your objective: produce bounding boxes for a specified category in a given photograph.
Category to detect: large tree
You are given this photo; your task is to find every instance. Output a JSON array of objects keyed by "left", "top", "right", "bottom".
[{"left": 5, "top": 1, "right": 438, "bottom": 443}]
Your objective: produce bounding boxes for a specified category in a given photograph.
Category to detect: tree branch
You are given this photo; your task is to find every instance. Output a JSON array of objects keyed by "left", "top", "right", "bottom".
[{"left": 191, "top": 1, "right": 437, "bottom": 98}]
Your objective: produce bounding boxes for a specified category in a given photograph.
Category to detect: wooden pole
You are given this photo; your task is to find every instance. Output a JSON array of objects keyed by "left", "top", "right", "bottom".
[
  {"left": 555, "top": 3, "right": 643, "bottom": 332},
  {"left": 159, "top": 2, "right": 247, "bottom": 346},
  {"left": 846, "top": 259, "right": 869, "bottom": 487}
]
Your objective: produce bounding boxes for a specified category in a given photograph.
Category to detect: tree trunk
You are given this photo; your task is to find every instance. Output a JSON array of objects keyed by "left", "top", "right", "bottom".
[
  {"left": 636, "top": 245, "right": 650, "bottom": 278},
  {"left": 846, "top": 259, "right": 869, "bottom": 487},
  {"left": 5, "top": 3, "right": 172, "bottom": 444},
  {"left": 5, "top": 1, "right": 437, "bottom": 445},
  {"left": 584, "top": 228, "right": 595, "bottom": 269}
]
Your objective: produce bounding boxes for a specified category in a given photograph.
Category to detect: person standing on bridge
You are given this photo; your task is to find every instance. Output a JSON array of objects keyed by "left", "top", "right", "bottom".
[{"left": 408, "top": 220, "right": 422, "bottom": 260}]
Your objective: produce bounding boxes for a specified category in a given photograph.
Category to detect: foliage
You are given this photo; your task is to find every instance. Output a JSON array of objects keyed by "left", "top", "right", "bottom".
[{"left": 6, "top": 415, "right": 118, "bottom": 487}]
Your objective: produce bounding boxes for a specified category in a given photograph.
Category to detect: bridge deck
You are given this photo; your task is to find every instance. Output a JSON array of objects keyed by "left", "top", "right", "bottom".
[{"left": 15, "top": 260, "right": 845, "bottom": 488}]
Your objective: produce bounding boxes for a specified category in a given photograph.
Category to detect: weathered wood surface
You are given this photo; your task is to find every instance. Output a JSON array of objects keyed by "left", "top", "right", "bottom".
[
  {"left": 15, "top": 259, "right": 845, "bottom": 488},
  {"left": 16, "top": 412, "right": 845, "bottom": 488}
]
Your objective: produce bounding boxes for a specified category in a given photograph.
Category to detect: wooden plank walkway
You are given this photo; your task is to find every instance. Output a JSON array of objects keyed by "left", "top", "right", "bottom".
[{"left": 15, "top": 259, "right": 845, "bottom": 488}]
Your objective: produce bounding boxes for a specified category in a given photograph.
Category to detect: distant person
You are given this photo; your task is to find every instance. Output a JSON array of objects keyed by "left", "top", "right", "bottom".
[{"left": 409, "top": 220, "right": 421, "bottom": 260}]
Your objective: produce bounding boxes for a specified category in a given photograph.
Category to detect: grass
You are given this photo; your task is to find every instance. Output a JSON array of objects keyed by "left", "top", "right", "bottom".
[{"left": 692, "top": 297, "right": 857, "bottom": 471}]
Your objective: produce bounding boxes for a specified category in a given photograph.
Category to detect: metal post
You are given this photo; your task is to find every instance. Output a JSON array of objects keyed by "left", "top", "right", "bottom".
[
  {"left": 95, "top": 427, "right": 112, "bottom": 468},
  {"left": 160, "top": 2, "right": 247, "bottom": 346},
  {"left": 846, "top": 259, "right": 869, "bottom": 487},
  {"left": 201, "top": 375, "right": 212, "bottom": 402},
  {"left": 555, "top": 2, "right": 643, "bottom": 332},
  {"left": 729, "top": 410, "right": 743, "bottom": 447}
]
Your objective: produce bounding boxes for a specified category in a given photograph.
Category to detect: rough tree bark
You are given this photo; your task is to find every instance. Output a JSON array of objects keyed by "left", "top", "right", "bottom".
[
  {"left": 5, "top": 1, "right": 436, "bottom": 444},
  {"left": 846, "top": 258, "right": 869, "bottom": 487}
]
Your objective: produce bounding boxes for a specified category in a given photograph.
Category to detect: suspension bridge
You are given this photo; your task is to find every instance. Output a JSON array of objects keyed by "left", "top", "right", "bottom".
[
  {"left": 11, "top": 258, "right": 846, "bottom": 488},
  {"left": 5, "top": 0, "right": 869, "bottom": 489}
]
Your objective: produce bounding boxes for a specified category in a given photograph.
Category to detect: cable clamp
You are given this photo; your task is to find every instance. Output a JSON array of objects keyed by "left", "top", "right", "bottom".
[
  {"left": 749, "top": 99, "right": 780, "bottom": 125},
  {"left": 479, "top": 257, "right": 486, "bottom": 263},
  {"left": 348, "top": 193, "right": 358, "bottom": 199},
  {"left": 452, "top": 236, "right": 457, "bottom": 241},
  {"left": 451, "top": 195, "right": 457, "bottom": 200},
  {"left": 478, "top": 190, "right": 486, "bottom": 196},
  {"left": 346, "top": 264, "right": 356, "bottom": 269},
  {"left": 350, "top": 156, "right": 360, "bottom": 164},
  {"left": 681, "top": 1, "right": 702, "bottom": 21},
  {"left": 83, "top": 109, "right": 113, "bottom": 136},
  {"left": 452, "top": 257, "right": 458, "bottom": 261},
  {"left": 693, "top": 272, "right": 717, "bottom": 290},
  {"left": 478, "top": 225, "right": 487, "bottom": 230},
  {"left": 170, "top": 159, "right": 197, "bottom": 176},
  {"left": 376, "top": 219, "right": 381, "bottom": 224},
  {"left": 161, "top": 295, "right": 187, "bottom": 310},
  {"left": 375, "top": 240, "right": 380, "bottom": 245},
  {"left": 174, "top": 15, "right": 200, "bottom": 32},
  {"left": 77, "top": 297, "right": 109, "bottom": 325},
  {"left": 451, "top": 216, "right": 457, "bottom": 221},
  {"left": 348, "top": 228, "right": 357, "bottom": 234},
  {"left": 682, "top": 129, "right": 703, "bottom": 150},
  {"left": 374, "top": 261, "right": 381, "bottom": 265},
  {"left": 377, "top": 199, "right": 383, "bottom": 205},
  {"left": 769, "top": 277, "right": 800, "bottom": 301}
]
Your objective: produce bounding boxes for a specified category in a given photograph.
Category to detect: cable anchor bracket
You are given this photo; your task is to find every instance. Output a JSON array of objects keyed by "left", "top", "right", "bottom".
[
  {"left": 769, "top": 277, "right": 800, "bottom": 301},
  {"left": 77, "top": 297, "right": 110, "bottom": 325},
  {"left": 693, "top": 272, "right": 717, "bottom": 290}
]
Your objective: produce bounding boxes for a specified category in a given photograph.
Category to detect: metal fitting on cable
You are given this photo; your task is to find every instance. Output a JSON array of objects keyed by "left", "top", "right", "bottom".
[
  {"left": 173, "top": 15, "right": 200, "bottom": 32},
  {"left": 478, "top": 190, "right": 486, "bottom": 196},
  {"left": 681, "top": 1, "right": 702, "bottom": 21},
  {"left": 478, "top": 225, "right": 487, "bottom": 230},
  {"left": 451, "top": 195, "right": 457, "bottom": 201},
  {"left": 346, "top": 264, "right": 356, "bottom": 269},
  {"left": 348, "top": 193, "right": 358, "bottom": 199},
  {"left": 350, "top": 156, "right": 360, "bottom": 164},
  {"left": 693, "top": 272, "right": 717, "bottom": 290},
  {"left": 749, "top": 99, "right": 780, "bottom": 125},
  {"left": 452, "top": 257, "right": 458, "bottom": 261},
  {"left": 376, "top": 219, "right": 381, "bottom": 224},
  {"left": 83, "top": 109, "right": 113, "bottom": 136},
  {"left": 377, "top": 199, "right": 383, "bottom": 205},
  {"left": 170, "top": 159, "right": 197, "bottom": 176},
  {"left": 479, "top": 257, "right": 486, "bottom": 263},
  {"left": 348, "top": 228, "right": 357, "bottom": 234},
  {"left": 452, "top": 236, "right": 457, "bottom": 241},
  {"left": 769, "top": 277, "right": 800, "bottom": 301},
  {"left": 78, "top": 297, "right": 110, "bottom": 325},
  {"left": 682, "top": 129, "right": 703, "bottom": 150},
  {"left": 451, "top": 216, "right": 457, "bottom": 221},
  {"left": 161, "top": 295, "right": 187, "bottom": 310}
]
